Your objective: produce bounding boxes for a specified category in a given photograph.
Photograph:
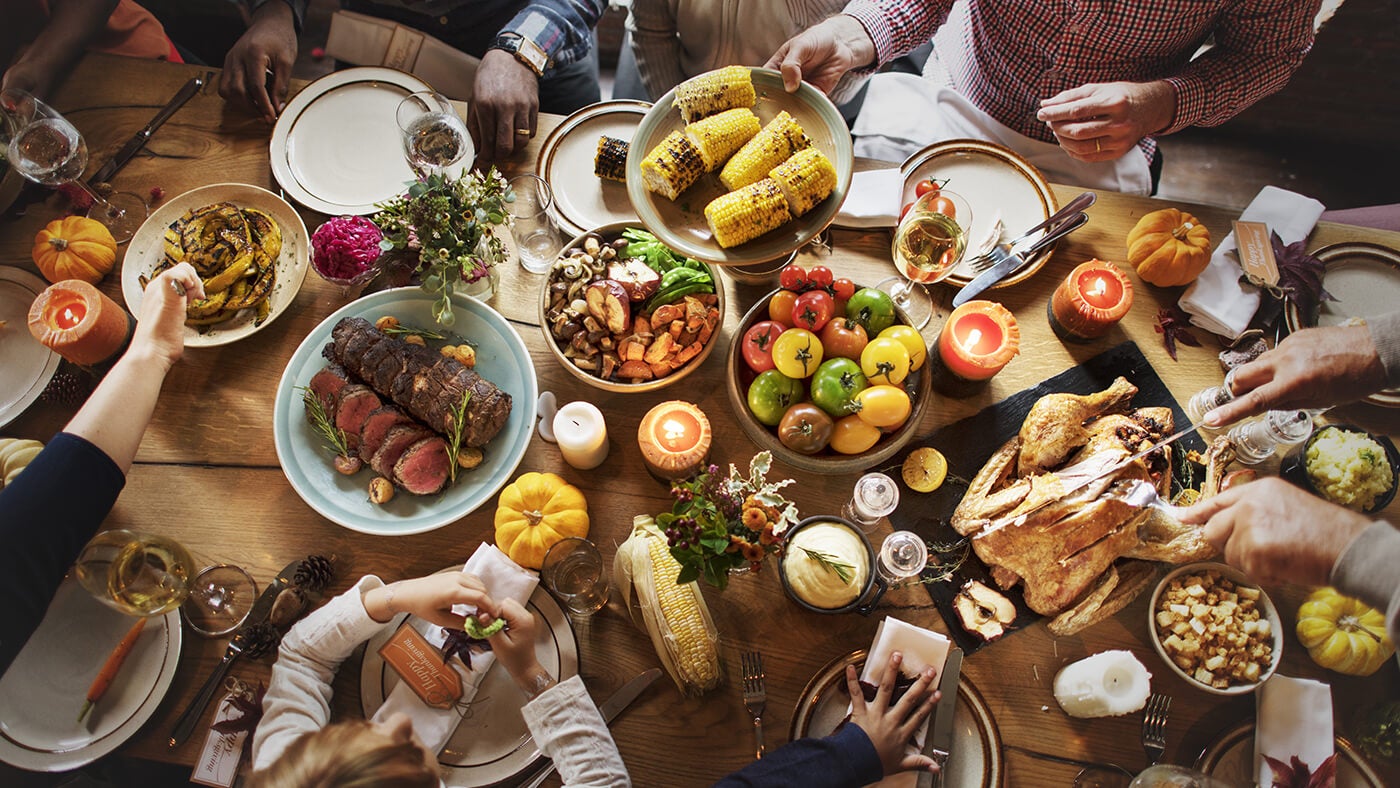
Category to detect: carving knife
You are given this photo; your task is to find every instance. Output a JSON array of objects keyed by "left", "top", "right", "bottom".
[
  {"left": 89, "top": 75, "right": 203, "bottom": 186},
  {"left": 918, "top": 647, "right": 963, "bottom": 788},
  {"left": 952, "top": 211, "right": 1089, "bottom": 307},
  {"left": 518, "top": 667, "right": 663, "bottom": 788}
]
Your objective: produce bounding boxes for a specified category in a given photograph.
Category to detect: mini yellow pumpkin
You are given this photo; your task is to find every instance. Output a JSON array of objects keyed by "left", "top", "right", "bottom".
[
  {"left": 494, "top": 472, "right": 590, "bottom": 569},
  {"left": 1296, "top": 586, "right": 1394, "bottom": 676},
  {"left": 32, "top": 216, "right": 117, "bottom": 285},
  {"left": 1125, "top": 208, "right": 1212, "bottom": 287}
]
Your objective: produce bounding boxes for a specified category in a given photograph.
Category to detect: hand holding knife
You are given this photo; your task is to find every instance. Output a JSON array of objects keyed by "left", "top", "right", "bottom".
[{"left": 89, "top": 75, "right": 203, "bottom": 187}]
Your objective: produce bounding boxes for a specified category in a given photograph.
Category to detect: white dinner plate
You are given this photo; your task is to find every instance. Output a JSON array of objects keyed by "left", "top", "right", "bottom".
[
  {"left": 360, "top": 582, "right": 578, "bottom": 786},
  {"left": 121, "top": 183, "right": 310, "bottom": 347},
  {"left": 1196, "top": 718, "right": 1384, "bottom": 788},
  {"left": 271, "top": 67, "right": 432, "bottom": 215},
  {"left": 0, "top": 576, "right": 181, "bottom": 771},
  {"left": 900, "top": 139, "right": 1058, "bottom": 289},
  {"left": 0, "top": 266, "right": 60, "bottom": 427},
  {"left": 535, "top": 100, "right": 649, "bottom": 238}
]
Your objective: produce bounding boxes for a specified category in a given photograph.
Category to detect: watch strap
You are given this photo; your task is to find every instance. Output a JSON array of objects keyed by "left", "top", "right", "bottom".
[{"left": 491, "top": 32, "right": 548, "bottom": 76}]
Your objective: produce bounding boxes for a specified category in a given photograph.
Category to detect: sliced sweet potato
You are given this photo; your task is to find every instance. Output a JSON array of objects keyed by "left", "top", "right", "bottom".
[
  {"left": 634, "top": 314, "right": 652, "bottom": 336},
  {"left": 669, "top": 320, "right": 684, "bottom": 340},
  {"left": 651, "top": 303, "right": 684, "bottom": 326},
  {"left": 644, "top": 333, "right": 675, "bottom": 363},
  {"left": 649, "top": 360, "right": 673, "bottom": 378},
  {"left": 697, "top": 321, "right": 714, "bottom": 345},
  {"left": 618, "top": 359, "right": 654, "bottom": 380},
  {"left": 675, "top": 341, "right": 704, "bottom": 366}
]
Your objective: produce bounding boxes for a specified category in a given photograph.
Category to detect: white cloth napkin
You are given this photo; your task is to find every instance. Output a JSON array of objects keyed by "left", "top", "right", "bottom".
[
  {"left": 859, "top": 617, "right": 952, "bottom": 788},
  {"left": 370, "top": 543, "right": 538, "bottom": 754},
  {"left": 1255, "top": 675, "right": 1334, "bottom": 786},
  {"left": 834, "top": 168, "right": 903, "bottom": 228},
  {"left": 1180, "top": 186, "right": 1326, "bottom": 340}
]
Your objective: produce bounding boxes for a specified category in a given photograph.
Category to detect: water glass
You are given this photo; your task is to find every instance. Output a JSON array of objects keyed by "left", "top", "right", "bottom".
[
  {"left": 508, "top": 173, "right": 561, "bottom": 274},
  {"left": 842, "top": 472, "right": 900, "bottom": 533},
  {"left": 542, "top": 537, "right": 609, "bottom": 616},
  {"left": 876, "top": 531, "right": 928, "bottom": 583}
]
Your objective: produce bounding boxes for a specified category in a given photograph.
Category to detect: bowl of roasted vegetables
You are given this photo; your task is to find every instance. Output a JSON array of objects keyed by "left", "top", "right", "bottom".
[
  {"left": 540, "top": 223, "right": 724, "bottom": 392},
  {"left": 723, "top": 263, "right": 932, "bottom": 474}
]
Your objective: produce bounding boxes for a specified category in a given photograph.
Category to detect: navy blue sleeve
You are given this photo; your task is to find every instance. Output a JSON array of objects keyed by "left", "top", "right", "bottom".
[
  {"left": 713, "top": 723, "right": 885, "bottom": 787},
  {"left": 0, "top": 433, "right": 124, "bottom": 677}
]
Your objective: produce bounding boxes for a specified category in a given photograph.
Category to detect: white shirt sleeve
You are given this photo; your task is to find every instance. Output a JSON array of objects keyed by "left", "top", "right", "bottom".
[{"left": 521, "top": 674, "right": 632, "bottom": 787}]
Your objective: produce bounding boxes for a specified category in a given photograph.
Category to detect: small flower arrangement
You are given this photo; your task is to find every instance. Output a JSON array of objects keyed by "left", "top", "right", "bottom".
[
  {"left": 373, "top": 170, "right": 513, "bottom": 325},
  {"left": 657, "top": 451, "right": 799, "bottom": 589}
]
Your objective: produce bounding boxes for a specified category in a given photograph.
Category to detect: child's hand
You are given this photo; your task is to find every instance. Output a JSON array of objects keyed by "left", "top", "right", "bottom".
[
  {"left": 490, "top": 598, "right": 552, "bottom": 695},
  {"left": 848, "top": 651, "right": 941, "bottom": 777},
  {"left": 363, "top": 572, "right": 497, "bottom": 629}
]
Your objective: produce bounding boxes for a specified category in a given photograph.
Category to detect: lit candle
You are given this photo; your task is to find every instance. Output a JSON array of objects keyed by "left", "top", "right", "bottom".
[
  {"left": 1049, "top": 259, "right": 1134, "bottom": 341},
  {"left": 553, "top": 401, "right": 609, "bottom": 469},
  {"left": 1052, "top": 650, "right": 1152, "bottom": 718},
  {"left": 26, "top": 280, "right": 131, "bottom": 366},
  {"left": 935, "top": 300, "right": 1019, "bottom": 382},
  {"left": 637, "top": 401, "right": 712, "bottom": 480}
]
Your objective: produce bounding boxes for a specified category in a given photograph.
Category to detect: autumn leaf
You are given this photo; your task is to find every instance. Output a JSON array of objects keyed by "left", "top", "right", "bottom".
[
  {"left": 211, "top": 682, "right": 267, "bottom": 758},
  {"left": 1237, "top": 232, "right": 1335, "bottom": 328},
  {"left": 440, "top": 628, "right": 493, "bottom": 670},
  {"left": 1155, "top": 306, "right": 1202, "bottom": 361},
  {"left": 1261, "top": 752, "right": 1337, "bottom": 788}
]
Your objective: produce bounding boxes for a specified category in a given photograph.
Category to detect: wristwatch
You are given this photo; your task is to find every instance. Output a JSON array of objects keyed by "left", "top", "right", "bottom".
[{"left": 491, "top": 32, "right": 549, "bottom": 77}]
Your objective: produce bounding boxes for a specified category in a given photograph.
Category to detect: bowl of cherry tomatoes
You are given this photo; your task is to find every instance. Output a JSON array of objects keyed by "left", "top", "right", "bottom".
[{"left": 724, "top": 263, "right": 933, "bottom": 474}]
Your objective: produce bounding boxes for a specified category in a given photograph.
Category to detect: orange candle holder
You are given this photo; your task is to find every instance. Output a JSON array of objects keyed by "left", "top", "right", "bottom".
[
  {"left": 638, "top": 401, "right": 712, "bottom": 480},
  {"left": 931, "top": 300, "right": 1019, "bottom": 397},
  {"left": 27, "top": 280, "right": 132, "bottom": 366},
  {"left": 1049, "top": 259, "right": 1134, "bottom": 341}
]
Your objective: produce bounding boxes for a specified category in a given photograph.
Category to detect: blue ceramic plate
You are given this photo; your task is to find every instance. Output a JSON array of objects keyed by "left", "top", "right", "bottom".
[{"left": 273, "top": 288, "right": 538, "bottom": 535}]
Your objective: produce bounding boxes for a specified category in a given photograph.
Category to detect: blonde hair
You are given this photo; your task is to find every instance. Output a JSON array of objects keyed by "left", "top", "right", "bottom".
[{"left": 249, "top": 719, "right": 438, "bottom": 788}]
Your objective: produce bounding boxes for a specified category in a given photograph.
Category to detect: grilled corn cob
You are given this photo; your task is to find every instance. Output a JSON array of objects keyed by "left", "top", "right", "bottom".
[
  {"left": 704, "top": 178, "right": 792, "bottom": 248},
  {"left": 719, "top": 111, "right": 811, "bottom": 191},
  {"left": 769, "top": 147, "right": 837, "bottom": 217},
  {"left": 672, "top": 65, "right": 756, "bottom": 124},
  {"left": 640, "top": 130, "right": 705, "bottom": 200},
  {"left": 593, "top": 135, "right": 629, "bottom": 182},
  {"left": 684, "top": 108, "right": 760, "bottom": 172}
]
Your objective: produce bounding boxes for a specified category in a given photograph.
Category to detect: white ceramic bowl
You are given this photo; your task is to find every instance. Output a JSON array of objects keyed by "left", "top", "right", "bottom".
[{"left": 1148, "top": 562, "right": 1282, "bottom": 696}]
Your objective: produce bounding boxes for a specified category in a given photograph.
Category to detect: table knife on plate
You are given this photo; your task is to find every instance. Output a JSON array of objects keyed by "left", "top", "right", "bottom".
[
  {"left": 89, "top": 75, "right": 203, "bottom": 186},
  {"left": 517, "top": 668, "right": 662, "bottom": 787},
  {"left": 919, "top": 647, "right": 963, "bottom": 788},
  {"left": 168, "top": 556, "right": 303, "bottom": 747},
  {"left": 952, "top": 211, "right": 1089, "bottom": 307}
]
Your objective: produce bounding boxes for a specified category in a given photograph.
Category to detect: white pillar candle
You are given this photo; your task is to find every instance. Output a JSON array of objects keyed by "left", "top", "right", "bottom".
[
  {"left": 553, "top": 401, "right": 608, "bottom": 470},
  {"left": 1053, "top": 650, "right": 1152, "bottom": 718}
]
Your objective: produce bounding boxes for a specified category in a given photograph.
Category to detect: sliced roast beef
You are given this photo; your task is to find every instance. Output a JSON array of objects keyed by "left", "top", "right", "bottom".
[
  {"left": 370, "top": 424, "right": 433, "bottom": 478},
  {"left": 333, "top": 384, "right": 381, "bottom": 450},
  {"left": 307, "top": 364, "right": 350, "bottom": 416},
  {"left": 358, "top": 405, "right": 413, "bottom": 461},
  {"left": 393, "top": 436, "right": 451, "bottom": 495}
]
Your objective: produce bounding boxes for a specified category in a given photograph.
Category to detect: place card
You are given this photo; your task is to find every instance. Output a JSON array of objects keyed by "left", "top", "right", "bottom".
[
  {"left": 190, "top": 695, "right": 250, "bottom": 788},
  {"left": 1233, "top": 220, "right": 1279, "bottom": 286},
  {"left": 378, "top": 623, "right": 463, "bottom": 709}
]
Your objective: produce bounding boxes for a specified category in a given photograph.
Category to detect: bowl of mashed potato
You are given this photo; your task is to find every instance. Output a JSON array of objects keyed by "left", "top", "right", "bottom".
[
  {"left": 1282, "top": 424, "right": 1399, "bottom": 514},
  {"left": 780, "top": 517, "right": 883, "bottom": 614}
]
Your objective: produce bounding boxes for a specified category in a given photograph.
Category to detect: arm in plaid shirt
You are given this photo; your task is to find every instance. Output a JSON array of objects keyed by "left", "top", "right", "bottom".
[{"left": 501, "top": 0, "right": 606, "bottom": 72}]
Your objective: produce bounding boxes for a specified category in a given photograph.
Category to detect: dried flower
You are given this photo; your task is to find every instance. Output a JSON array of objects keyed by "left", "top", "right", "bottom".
[
  {"left": 148, "top": 186, "right": 165, "bottom": 202},
  {"left": 57, "top": 182, "right": 93, "bottom": 211},
  {"left": 1154, "top": 306, "right": 1202, "bottom": 361},
  {"left": 1238, "top": 231, "right": 1335, "bottom": 329},
  {"left": 1260, "top": 753, "right": 1336, "bottom": 788}
]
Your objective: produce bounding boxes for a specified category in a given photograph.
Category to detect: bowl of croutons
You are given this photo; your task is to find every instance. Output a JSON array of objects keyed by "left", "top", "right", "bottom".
[{"left": 1149, "top": 563, "right": 1282, "bottom": 695}]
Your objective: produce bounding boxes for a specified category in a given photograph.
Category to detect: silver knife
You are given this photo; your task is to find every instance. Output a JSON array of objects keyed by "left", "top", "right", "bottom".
[
  {"left": 517, "top": 668, "right": 663, "bottom": 788},
  {"left": 168, "top": 556, "right": 303, "bottom": 747},
  {"left": 952, "top": 211, "right": 1089, "bottom": 307},
  {"left": 919, "top": 648, "right": 963, "bottom": 788},
  {"left": 89, "top": 75, "right": 203, "bottom": 186}
]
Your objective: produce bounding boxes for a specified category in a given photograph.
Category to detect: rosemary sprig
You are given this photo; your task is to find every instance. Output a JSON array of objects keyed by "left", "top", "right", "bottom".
[
  {"left": 445, "top": 390, "right": 472, "bottom": 484},
  {"left": 300, "top": 387, "right": 350, "bottom": 458},
  {"left": 800, "top": 547, "right": 855, "bottom": 584},
  {"left": 380, "top": 323, "right": 447, "bottom": 341}
]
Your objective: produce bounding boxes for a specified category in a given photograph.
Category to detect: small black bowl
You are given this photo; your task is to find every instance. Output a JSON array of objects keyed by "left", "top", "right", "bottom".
[
  {"left": 779, "top": 516, "right": 887, "bottom": 615},
  {"left": 1280, "top": 424, "right": 1400, "bottom": 514}
]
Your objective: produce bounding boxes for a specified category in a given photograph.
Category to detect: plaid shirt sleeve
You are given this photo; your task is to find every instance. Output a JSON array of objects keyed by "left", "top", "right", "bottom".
[
  {"left": 842, "top": 0, "right": 956, "bottom": 66},
  {"left": 1162, "top": 0, "right": 1321, "bottom": 134},
  {"left": 254, "top": 0, "right": 308, "bottom": 32},
  {"left": 501, "top": 0, "right": 606, "bottom": 72}
]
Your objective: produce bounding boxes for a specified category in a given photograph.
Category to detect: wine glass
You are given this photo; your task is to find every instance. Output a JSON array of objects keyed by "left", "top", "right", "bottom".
[
  {"left": 1, "top": 89, "right": 147, "bottom": 242},
  {"left": 877, "top": 189, "right": 973, "bottom": 329},
  {"left": 396, "top": 90, "right": 474, "bottom": 179}
]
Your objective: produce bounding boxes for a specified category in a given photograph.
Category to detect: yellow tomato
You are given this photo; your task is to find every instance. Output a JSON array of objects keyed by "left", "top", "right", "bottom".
[
  {"left": 772, "top": 329, "right": 824, "bottom": 379},
  {"left": 830, "top": 414, "right": 881, "bottom": 455},
  {"left": 860, "top": 337, "right": 911, "bottom": 386},
  {"left": 854, "top": 385, "right": 912, "bottom": 429},
  {"left": 878, "top": 325, "right": 927, "bottom": 371}
]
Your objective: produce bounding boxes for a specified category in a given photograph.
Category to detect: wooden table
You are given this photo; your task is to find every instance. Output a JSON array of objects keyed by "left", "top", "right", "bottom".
[{"left": 3, "top": 54, "right": 1398, "bottom": 786}]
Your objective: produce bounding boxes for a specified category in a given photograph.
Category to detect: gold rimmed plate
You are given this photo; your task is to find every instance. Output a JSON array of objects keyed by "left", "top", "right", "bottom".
[
  {"left": 1196, "top": 718, "right": 1384, "bottom": 787},
  {"left": 536, "top": 100, "right": 650, "bottom": 238},
  {"left": 0, "top": 266, "right": 60, "bottom": 428}
]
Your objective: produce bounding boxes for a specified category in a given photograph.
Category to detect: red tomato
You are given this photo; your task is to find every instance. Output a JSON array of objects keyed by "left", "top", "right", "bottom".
[
  {"left": 931, "top": 195, "right": 957, "bottom": 220},
  {"left": 819, "top": 317, "right": 869, "bottom": 360},
  {"left": 779, "top": 264, "right": 808, "bottom": 291},
  {"left": 914, "top": 179, "right": 940, "bottom": 198},
  {"left": 768, "top": 289, "right": 799, "bottom": 326},
  {"left": 807, "top": 265, "right": 834, "bottom": 290},
  {"left": 792, "top": 290, "right": 835, "bottom": 332},
  {"left": 741, "top": 320, "right": 785, "bottom": 373},
  {"left": 900, "top": 201, "right": 915, "bottom": 222},
  {"left": 831, "top": 278, "right": 857, "bottom": 301}
]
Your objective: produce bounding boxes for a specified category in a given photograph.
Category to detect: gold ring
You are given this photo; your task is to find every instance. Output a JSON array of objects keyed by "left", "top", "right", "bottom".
[
  {"left": 515, "top": 128, "right": 532, "bottom": 136},
  {"left": 169, "top": 279, "right": 186, "bottom": 298},
  {"left": 1095, "top": 138, "right": 1102, "bottom": 153}
]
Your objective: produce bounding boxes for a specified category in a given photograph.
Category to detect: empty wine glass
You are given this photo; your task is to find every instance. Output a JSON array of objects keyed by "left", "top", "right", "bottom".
[
  {"left": 877, "top": 189, "right": 973, "bottom": 329},
  {"left": 2, "top": 89, "right": 147, "bottom": 242},
  {"left": 396, "top": 90, "right": 473, "bottom": 179}
]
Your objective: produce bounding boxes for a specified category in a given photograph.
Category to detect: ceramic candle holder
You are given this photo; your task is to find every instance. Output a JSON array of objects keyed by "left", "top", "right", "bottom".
[
  {"left": 637, "top": 401, "right": 711, "bottom": 480},
  {"left": 27, "top": 280, "right": 131, "bottom": 366},
  {"left": 1048, "top": 259, "right": 1134, "bottom": 341},
  {"left": 930, "top": 300, "right": 1019, "bottom": 397}
]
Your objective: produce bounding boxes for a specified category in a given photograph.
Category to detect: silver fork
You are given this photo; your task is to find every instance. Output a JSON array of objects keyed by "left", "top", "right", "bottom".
[
  {"left": 740, "top": 651, "right": 767, "bottom": 759},
  {"left": 965, "top": 190, "right": 1098, "bottom": 272},
  {"left": 1142, "top": 693, "right": 1171, "bottom": 766}
]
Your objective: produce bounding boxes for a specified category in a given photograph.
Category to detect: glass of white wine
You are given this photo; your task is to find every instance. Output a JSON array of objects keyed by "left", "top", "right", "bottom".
[
  {"left": 878, "top": 189, "right": 973, "bottom": 329},
  {"left": 396, "top": 90, "right": 474, "bottom": 179},
  {"left": 1, "top": 89, "right": 147, "bottom": 242}
]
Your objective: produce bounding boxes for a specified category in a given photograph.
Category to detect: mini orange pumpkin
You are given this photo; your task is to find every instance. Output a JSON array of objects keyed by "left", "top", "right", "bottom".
[
  {"left": 1125, "top": 208, "right": 1212, "bottom": 287},
  {"left": 494, "top": 472, "right": 590, "bottom": 569},
  {"left": 32, "top": 216, "right": 117, "bottom": 284}
]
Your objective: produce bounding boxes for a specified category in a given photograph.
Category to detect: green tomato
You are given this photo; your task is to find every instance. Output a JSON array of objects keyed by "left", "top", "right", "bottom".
[
  {"left": 845, "top": 288, "right": 897, "bottom": 336},
  {"left": 810, "top": 358, "right": 868, "bottom": 418},
  {"left": 747, "top": 369, "right": 806, "bottom": 426}
]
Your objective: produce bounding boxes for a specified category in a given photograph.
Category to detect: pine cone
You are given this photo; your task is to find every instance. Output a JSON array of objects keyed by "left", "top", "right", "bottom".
[
  {"left": 40, "top": 371, "right": 92, "bottom": 405},
  {"left": 240, "top": 621, "right": 281, "bottom": 659},
  {"left": 294, "top": 555, "right": 334, "bottom": 592}
]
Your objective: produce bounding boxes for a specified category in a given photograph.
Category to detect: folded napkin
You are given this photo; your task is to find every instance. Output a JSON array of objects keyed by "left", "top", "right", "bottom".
[
  {"left": 1179, "top": 186, "right": 1326, "bottom": 340},
  {"left": 859, "top": 617, "right": 952, "bottom": 788},
  {"left": 1255, "top": 675, "right": 1334, "bottom": 786},
  {"left": 834, "top": 168, "right": 903, "bottom": 229},
  {"left": 371, "top": 543, "right": 538, "bottom": 753}
]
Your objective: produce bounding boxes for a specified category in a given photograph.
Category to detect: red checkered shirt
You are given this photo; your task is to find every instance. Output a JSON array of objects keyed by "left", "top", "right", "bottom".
[{"left": 843, "top": 0, "right": 1321, "bottom": 160}]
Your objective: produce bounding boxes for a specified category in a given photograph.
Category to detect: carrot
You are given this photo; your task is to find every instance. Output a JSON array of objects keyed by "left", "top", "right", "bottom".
[{"left": 78, "top": 617, "right": 147, "bottom": 723}]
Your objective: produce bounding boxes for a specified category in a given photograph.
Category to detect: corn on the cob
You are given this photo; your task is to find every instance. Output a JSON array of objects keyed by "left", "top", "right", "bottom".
[
  {"left": 593, "top": 135, "right": 629, "bottom": 182},
  {"left": 704, "top": 178, "right": 792, "bottom": 248},
  {"left": 769, "top": 147, "right": 837, "bottom": 217},
  {"left": 672, "top": 65, "right": 756, "bottom": 124},
  {"left": 719, "top": 111, "right": 811, "bottom": 191},
  {"left": 684, "top": 108, "right": 760, "bottom": 172},
  {"left": 640, "top": 130, "right": 706, "bottom": 200},
  {"left": 614, "top": 516, "right": 722, "bottom": 695}
]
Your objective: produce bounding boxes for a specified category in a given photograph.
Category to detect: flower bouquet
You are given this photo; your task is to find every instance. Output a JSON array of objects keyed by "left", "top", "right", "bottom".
[{"left": 657, "top": 452, "right": 799, "bottom": 589}]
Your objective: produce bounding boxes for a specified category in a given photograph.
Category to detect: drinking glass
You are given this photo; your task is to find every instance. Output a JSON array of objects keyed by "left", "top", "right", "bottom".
[
  {"left": 396, "top": 90, "right": 473, "bottom": 179},
  {"left": 842, "top": 472, "right": 900, "bottom": 533},
  {"left": 542, "top": 537, "right": 609, "bottom": 617},
  {"left": 2, "top": 89, "right": 147, "bottom": 242},
  {"left": 877, "top": 190, "right": 973, "bottom": 329},
  {"left": 507, "top": 173, "right": 561, "bottom": 274},
  {"left": 876, "top": 531, "right": 928, "bottom": 583}
]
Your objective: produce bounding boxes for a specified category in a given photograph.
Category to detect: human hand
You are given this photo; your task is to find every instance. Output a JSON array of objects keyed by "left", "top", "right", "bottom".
[
  {"left": 130, "top": 263, "right": 203, "bottom": 371},
  {"left": 1204, "top": 324, "right": 1388, "bottom": 426},
  {"left": 1036, "top": 81, "right": 1176, "bottom": 162},
  {"left": 219, "top": 0, "right": 297, "bottom": 122},
  {"left": 362, "top": 572, "right": 498, "bottom": 629},
  {"left": 847, "top": 652, "right": 941, "bottom": 777},
  {"left": 1179, "top": 477, "right": 1372, "bottom": 586},
  {"left": 763, "top": 14, "right": 876, "bottom": 95},
  {"left": 1, "top": 62, "right": 51, "bottom": 101},
  {"left": 489, "top": 598, "right": 552, "bottom": 692},
  {"left": 467, "top": 49, "right": 538, "bottom": 164}
]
